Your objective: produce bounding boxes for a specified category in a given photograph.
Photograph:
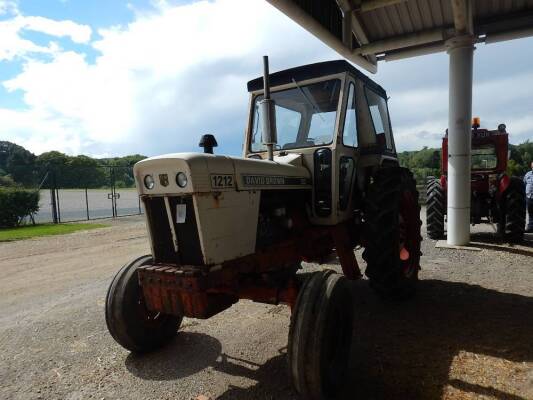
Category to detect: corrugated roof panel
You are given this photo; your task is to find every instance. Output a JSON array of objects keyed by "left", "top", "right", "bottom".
[
  {"left": 385, "top": 5, "right": 406, "bottom": 35},
  {"left": 417, "top": 0, "right": 436, "bottom": 29},
  {"left": 429, "top": 0, "right": 444, "bottom": 26},
  {"left": 375, "top": 8, "right": 397, "bottom": 36},
  {"left": 265, "top": 0, "right": 533, "bottom": 72},
  {"left": 361, "top": 11, "right": 385, "bottom": 41},
  {"left": 440, "top": 0, "right": 454, "bottom": 24},
  {"left": 405, "top": 0, "right": 426, "bottom": 31},
  {"left": 396, "top": 2, "right": 416, "bottom": 33},
  {"left": 293, "top": 0, "right": 343, "bottom": 41},
  {"left": 490, "top": 0, "right": 502, "bottom": 15},
  {"left": 515, "top": 0, "right": 527, "bottom": 10}
]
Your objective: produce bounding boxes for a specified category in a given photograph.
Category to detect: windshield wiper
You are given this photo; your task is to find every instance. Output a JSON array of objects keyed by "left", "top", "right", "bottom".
[{"left": 291, "top": 78, "right": 325, "bottom": 122}]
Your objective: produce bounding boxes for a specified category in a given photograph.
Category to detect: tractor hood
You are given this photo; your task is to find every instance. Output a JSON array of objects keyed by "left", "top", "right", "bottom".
[{"left": 134, "top": 152, "right": 311, "bottom": 195}]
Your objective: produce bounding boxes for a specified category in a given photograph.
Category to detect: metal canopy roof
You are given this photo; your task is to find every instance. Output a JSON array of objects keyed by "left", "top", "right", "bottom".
[{"left": 267, "top": 0, "right": 533, "bottom": 73}]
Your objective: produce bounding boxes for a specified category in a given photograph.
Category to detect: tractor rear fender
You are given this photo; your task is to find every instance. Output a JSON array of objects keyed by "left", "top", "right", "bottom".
[
  {"left": 497, "top": 175, "right": 525, "bottom": 203},
  {"left": 497, "top": 174, "right": 524, "bottom": 196},
  {"left": 440, "top": 175, "right": 447, "bottom": 191},
  {"left": 498, "top": 174, "right": 511, "bottom": 196}
]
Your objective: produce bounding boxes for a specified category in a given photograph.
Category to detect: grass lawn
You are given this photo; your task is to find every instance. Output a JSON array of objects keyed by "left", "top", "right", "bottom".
[{"left": 0, "top": 223, "right": 109, "bottom": 242}]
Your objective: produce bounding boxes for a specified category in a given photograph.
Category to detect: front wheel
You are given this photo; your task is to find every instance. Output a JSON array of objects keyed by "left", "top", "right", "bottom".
[
  {"left": 105, "top": 255, "right": 182, "bottom": 352},
  {"left": 288, "top": 270, "right": 353, "bottom": 400},
  {"left": 363, "top": 168, "right": 422, "bottom": 300}
]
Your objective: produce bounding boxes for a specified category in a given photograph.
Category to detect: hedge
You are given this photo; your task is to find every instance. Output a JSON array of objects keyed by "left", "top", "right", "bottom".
[{"left": 0, "top": 188, "right": 40, "bottom": 228}]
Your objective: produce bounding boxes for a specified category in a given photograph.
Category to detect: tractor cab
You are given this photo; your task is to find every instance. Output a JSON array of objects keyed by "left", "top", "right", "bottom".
[{"left": 244, "top": 60, "right": 399, "bottom": 224}]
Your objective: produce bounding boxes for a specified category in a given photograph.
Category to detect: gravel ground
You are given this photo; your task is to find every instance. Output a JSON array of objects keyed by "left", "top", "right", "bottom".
[{"left": 0, "top": 211, "right": 532, "bottom": 400}]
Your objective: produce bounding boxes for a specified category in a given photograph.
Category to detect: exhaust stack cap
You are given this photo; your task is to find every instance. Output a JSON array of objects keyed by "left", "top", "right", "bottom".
[{"left": 199, "top": 134, "right": 218, "bottom": 154}]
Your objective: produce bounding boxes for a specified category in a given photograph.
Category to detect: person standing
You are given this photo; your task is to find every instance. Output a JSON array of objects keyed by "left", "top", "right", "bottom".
[{"left": 525, "top": 161, "right": 533, "bottom": 233}]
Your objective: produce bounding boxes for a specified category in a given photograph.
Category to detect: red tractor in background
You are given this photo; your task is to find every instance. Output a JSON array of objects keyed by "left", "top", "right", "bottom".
[{"left": 426, "top": 119, "right": 526, "bottom": 242}]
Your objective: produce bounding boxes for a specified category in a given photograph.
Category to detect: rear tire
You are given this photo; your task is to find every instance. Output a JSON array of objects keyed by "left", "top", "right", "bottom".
[
  {"left": 105, "top": 255, "right": 182, "bottom": 353},
  {"left": 499, "top": 179, "right": 526, "bottom": 243},
  {"left": 426, "top": 178, "right": 445, "bottom": 239},
  {"left": 363, "top": 168, "right": 422, "bottom": 300},
  {"left": 288, "top": 270, "right": 353, "bottom": 400}
]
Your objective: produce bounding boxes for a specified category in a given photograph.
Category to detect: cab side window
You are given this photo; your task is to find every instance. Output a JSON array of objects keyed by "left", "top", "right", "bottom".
[
  {"left": 365, "top": 87, "right": 394, "bottom": 151},
  {"left": 342, "top": 83, "right": 358, "bottom": 148}
]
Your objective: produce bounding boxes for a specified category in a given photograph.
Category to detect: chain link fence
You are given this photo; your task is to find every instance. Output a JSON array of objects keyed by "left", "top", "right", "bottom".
[{"left": 33, "top": 166, "right": 143, "bottom": 223}]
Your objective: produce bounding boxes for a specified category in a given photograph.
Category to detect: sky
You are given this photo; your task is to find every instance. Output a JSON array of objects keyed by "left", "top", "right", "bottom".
[{"left": 0, "top": 0, "right": 532, "bottom": 158}]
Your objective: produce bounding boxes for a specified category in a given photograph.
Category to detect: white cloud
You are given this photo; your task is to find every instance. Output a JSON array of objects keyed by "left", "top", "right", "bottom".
[
  {"left": 387, "top": 70, "right": 533, "bottom": 150},
  {"left": 0, "top": 13, "right": 91, "bottom": 61},
  {"left": 0, "top": 0, "right": 531, "bottom": 157},
  {"left": 1, "top": 0, "right": 336, "bottom": 156},
  {"left": 0, "top": 0, "right": 17, "bottom": 16},
  {"left": 21, "top": 15, "right": 92, "bottom": 43},
  {"left": 0, "top": 108, "right": 86, "bottom": 155}
]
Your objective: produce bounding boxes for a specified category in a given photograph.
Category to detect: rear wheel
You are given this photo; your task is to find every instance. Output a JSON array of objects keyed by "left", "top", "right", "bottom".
[
  {"left": 426, "top": 178, "right": 445, "bottom": 239},
  {"left": 499, "top": 179, "right": 526, "bottom": 243},
  {"left": 288, "top": 270, "right": 353, "bottom": 400},
  {"left": 105, "top": 255, "right": 182, "bottom": 353},
  {"left": 363, "top": 168, "right": 422, "bottom": 300}
]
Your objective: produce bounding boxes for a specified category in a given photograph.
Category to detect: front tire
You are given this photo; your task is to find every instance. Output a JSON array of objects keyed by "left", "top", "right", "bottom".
[
  {"left": 105, "top": 255, "right": 182, "bottom": 352},
  {"left": 288, "top": 270, "right": 353, "bottom": 400},
  {"left": 363, "top": 168, "right": 422, "bottom": 300}
]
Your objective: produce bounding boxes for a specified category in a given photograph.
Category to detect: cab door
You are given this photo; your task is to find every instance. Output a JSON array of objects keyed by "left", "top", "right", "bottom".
[{"left": 335, "top": 77, "right": 359, "bottom": 222}]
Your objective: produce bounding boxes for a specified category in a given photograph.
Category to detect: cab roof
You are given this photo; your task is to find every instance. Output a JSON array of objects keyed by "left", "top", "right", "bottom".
[{"left": 247, "top": 60, "right": 387, "bottom": 98}]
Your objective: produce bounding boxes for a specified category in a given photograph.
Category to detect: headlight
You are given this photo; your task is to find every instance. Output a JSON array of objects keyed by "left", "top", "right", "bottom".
[
  {"left": 176, "top": 172, "right": 188, "bottom": 188},
  {"left": 144, "top": 174, "right": 155, "bottom": 190}
]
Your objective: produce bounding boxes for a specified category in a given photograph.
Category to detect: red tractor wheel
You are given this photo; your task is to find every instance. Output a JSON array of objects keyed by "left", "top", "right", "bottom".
[{"left": 363, "top": 167, "right": 422, "bottom": 300}]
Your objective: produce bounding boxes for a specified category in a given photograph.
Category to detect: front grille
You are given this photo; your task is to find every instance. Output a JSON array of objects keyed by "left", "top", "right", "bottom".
[{"left": 144, "top": 196, "right": 204, "bottom": 265}]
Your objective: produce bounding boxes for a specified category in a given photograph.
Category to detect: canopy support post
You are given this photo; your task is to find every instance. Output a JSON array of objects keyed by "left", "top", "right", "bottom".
[{"left": 446, "top": 35, "right": 475, "bottom": 246}]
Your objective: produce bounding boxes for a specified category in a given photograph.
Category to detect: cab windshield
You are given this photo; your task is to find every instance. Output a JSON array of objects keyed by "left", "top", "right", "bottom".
[
  {"left": 250, "top": 79, "right": 341, "bottom": 152},
  {"left": 471, "top": 144, "right": 498, "bottom": 170}
]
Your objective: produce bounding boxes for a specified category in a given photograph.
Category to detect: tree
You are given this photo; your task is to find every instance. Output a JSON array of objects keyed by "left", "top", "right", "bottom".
[
  {"left": 67, "top": 155, "right": 107, "bottom": 188},
  {"left": 0, "top": 141, "right": 37, "bottom": 186},
  {"left": 36, "top": 151, "right": 70, "bottom": 187}
]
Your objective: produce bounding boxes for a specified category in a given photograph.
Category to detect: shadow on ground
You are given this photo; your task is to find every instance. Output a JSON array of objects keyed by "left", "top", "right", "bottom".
[
  {"left": 437, "top": 230, "right": 533, "bottom": 256},
  {"left": 469, "top": 231, "right": 533, "bottom": 257},
  {"left": 125, "top": 332, "right": 222, "bottom": 380},
  {"left": 125, "top": 280, "right": 533, "bottom": 399}
]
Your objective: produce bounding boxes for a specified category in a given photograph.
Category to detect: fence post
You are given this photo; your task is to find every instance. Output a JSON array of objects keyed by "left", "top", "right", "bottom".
[
  {"left": 50, "top": 171, "right": 59, "bottom": 224},
  {"left": 56, "top": 187, "right": 61, "bottom": 223},
  {"left": 85, "top": 187, "right": 90, "bottom": 220}
]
